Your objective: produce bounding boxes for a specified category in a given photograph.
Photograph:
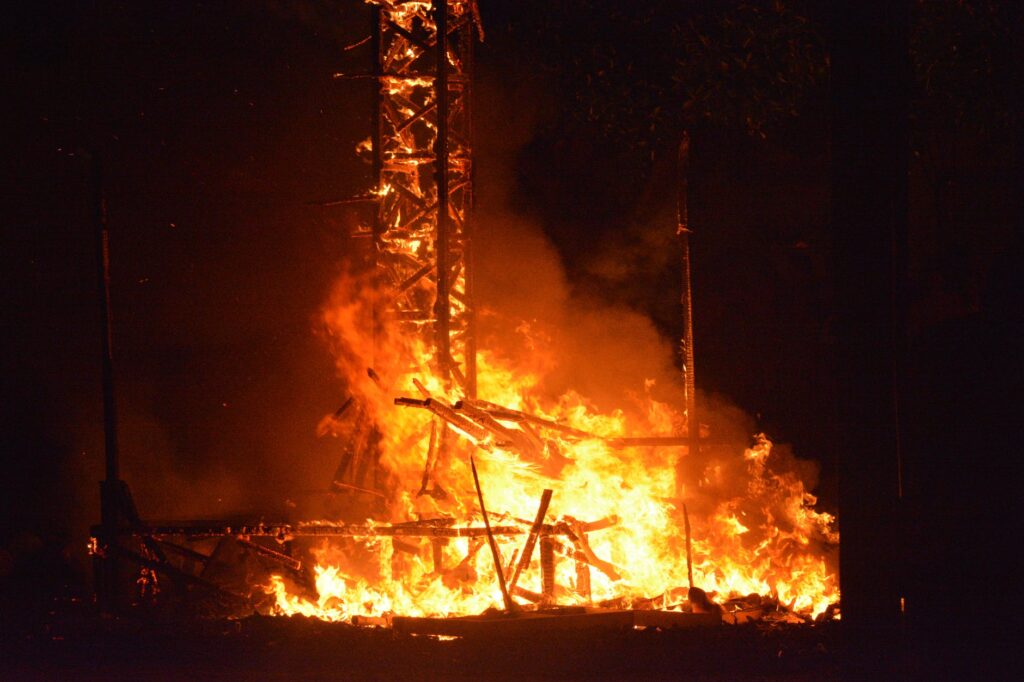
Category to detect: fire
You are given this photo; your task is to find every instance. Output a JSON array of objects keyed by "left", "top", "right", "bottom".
[
  {"left": 268, "top": 276, "right": 839, "bottom": 620},
  {"left": 267, "top": 0, "right": 837, "bottom": 624}
]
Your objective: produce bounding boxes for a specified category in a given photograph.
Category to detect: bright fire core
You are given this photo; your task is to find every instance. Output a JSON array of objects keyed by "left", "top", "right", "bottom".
[{"left": 267, "top": 282, "right": 839, "bottom": 621}]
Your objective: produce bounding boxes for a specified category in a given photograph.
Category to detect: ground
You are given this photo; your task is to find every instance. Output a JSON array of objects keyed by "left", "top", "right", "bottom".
[{"left": 3, "top": 603, "right": 841, "bottom": 680}]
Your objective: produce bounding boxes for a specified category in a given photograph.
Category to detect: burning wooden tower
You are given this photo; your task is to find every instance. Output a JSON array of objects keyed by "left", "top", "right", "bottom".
[
  {"left": 370, "top": 0, "right": 479, "bottom": 393},
  {"left": 90, "top": 0, "right": 839, "bottom": 626},
  {"left": 330, "top": 0, "right": 481, "bottom": 499}
]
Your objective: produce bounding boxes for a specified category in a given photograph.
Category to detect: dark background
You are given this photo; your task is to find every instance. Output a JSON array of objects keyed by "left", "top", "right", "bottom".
[
  {"left": 1, "top": 0, "right": 828, "bottom": 532},
  {"left": 2, "top": 1, "right": 1019, "bottom": 650}
]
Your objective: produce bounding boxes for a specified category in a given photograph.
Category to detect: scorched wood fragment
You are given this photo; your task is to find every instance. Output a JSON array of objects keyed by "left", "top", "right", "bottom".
[
  {"left": 455, "top": 398, "right": 598, "bottom": 440},
  {"left": 394, "top": 397, "right": 491, "bottom": 444},
  {"left": 507, "top": 489, "right": 553, "bottom": 594},
  {"left": 455, "top": 400, "right": 541, "bottom": 458},
  {"left": 540, "top": 536, "right": 556, "bottom": 600},
  {"left": 574, "top": 549, "right": 592, "bottom": 602},
  {"left": 469, "top": 455, "right": 516, "bottom": 611}
]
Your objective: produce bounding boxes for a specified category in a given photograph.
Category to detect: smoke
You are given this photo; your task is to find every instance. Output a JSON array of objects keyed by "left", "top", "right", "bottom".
[
  {"left": 467, "top": 64, "right": 835, "bottom": 573},
  {"left": 469, "top": 75, "right": 683, "bottom": 421}
]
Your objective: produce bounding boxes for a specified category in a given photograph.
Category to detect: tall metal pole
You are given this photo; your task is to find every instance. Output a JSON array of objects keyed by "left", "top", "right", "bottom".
[
  {"left": 91, "top": 152, "right": 122, "bottom": 612},
  {"left": 677, "top": 132, "right": 699, "bottom": 484},
  {"left": 92, "top": 155, "right": 121, "bottom": 507}
]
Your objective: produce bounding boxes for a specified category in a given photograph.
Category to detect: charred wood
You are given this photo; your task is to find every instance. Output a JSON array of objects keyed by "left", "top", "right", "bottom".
[
  {"left": 507, "top": 489, "right": 553, "bottom": 593},
  {"left": 540, "top": 536, "right": 556, "bottom": 600},
  {"left": 469, "top": 456, "right": 515, "bottom": 611},
  {"left": 395, "top": 397, "right": 490, "bottom": 444},
  {"left": 688, "top": 586, "right": 723, "bottom": 616},
  {"left": 455, "top": 400, "right": 540, "bottom": 458}
]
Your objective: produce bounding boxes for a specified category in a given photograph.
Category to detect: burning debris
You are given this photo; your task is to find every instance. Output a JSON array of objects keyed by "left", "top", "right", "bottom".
[{"left": 270, "top": 382, "right": 839, "bottom": 625}]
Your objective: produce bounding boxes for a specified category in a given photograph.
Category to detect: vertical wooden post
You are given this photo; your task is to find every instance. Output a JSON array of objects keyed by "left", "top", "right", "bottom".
[
  {"left": 431, "top": 539, "right": 445, "bottom": 573},
  {"left": 433, "top": 0, "right": 451, "bottom": 383},
  {"left": 574, "top": 551, "right": 591, "bottom": 602},
  {"left": 540, "top": 536, "right": 556, "bottom": 601}
]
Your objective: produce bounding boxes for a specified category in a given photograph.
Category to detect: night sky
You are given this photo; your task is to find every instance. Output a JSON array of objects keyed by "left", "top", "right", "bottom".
[{"left": 3, "top": 0, "right": 1019, "bottom": 625}]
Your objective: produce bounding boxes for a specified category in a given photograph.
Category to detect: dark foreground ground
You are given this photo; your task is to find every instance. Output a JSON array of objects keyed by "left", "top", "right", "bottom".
[{"left": 2, "top": 605, "right": 842, "bottom": 681}]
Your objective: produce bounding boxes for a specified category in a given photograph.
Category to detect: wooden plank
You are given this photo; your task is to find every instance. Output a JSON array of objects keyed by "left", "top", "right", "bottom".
[{"left": 633, "top": 610, "right": 722, "bottom": 629}]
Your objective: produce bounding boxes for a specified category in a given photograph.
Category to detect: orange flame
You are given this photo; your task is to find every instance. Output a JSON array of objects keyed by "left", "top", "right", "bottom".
[{"left": 269, "top": 276, "right": 839, "bottom": 621}]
